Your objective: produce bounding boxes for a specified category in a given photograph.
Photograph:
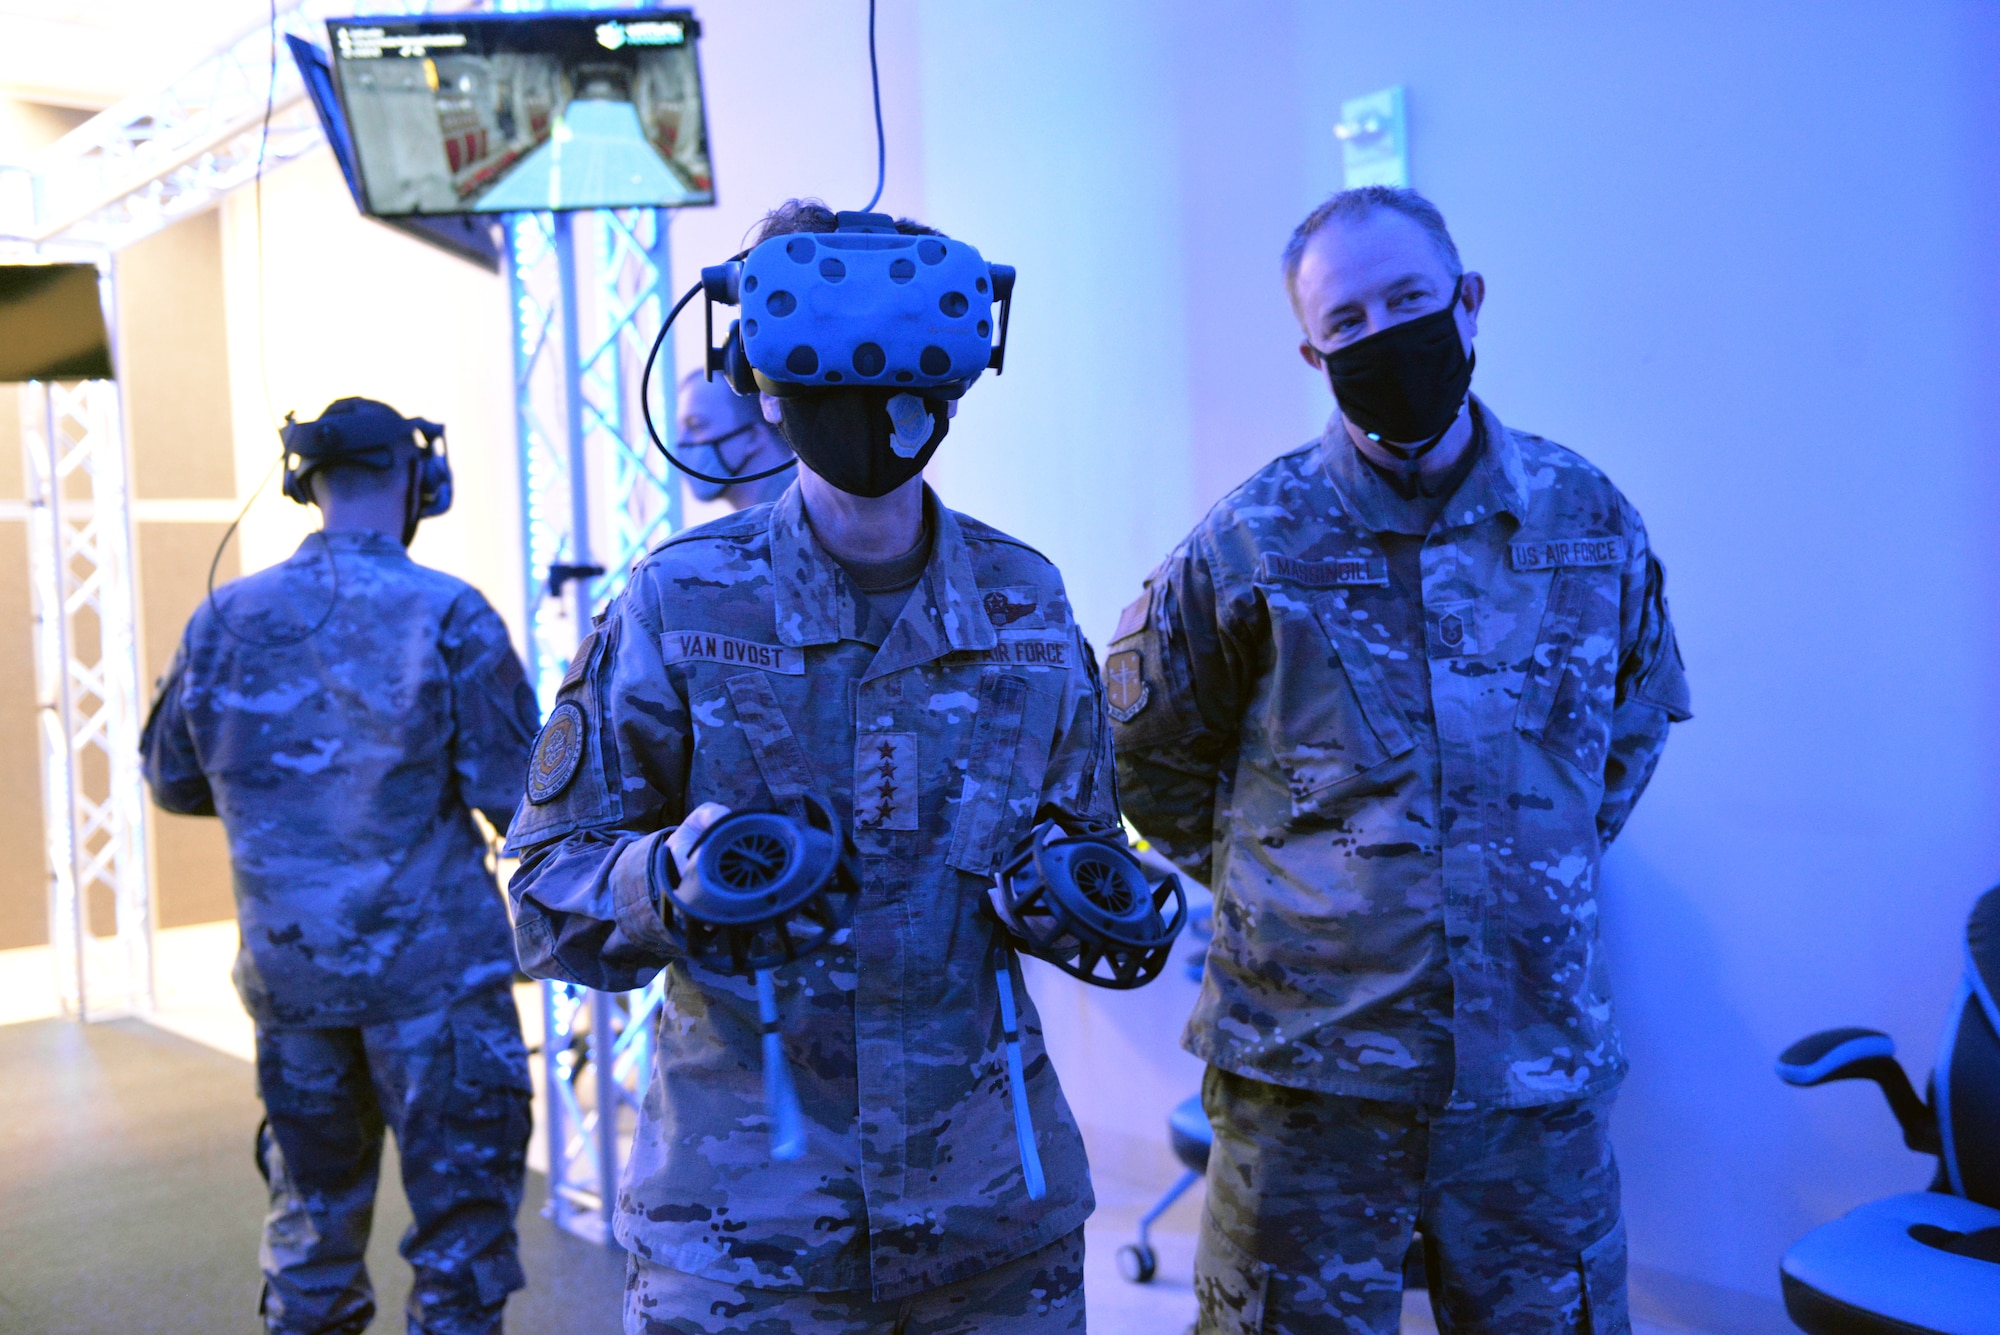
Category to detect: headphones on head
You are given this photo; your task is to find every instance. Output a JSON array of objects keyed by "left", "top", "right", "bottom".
[{"left": 279, "top": 397, "right": 453, "bottom": 519}]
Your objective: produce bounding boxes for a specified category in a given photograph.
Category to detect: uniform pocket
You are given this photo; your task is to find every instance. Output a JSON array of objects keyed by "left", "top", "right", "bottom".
[
  {"left": 1268, "top": 592, "right": 1415, "bottom": 819},
  {"left": 1515, "top": 569, "right": 1617, "bottom": 780},
  {"left": 1194, "top": 1217, "right": 1271, "bottom": 1335},
  {"left": 449, "top": 991, "right": 534, "bottom": 1113},
  {"left": 1580, "top": 1217, "right": 1630, "bottom": 1335}
]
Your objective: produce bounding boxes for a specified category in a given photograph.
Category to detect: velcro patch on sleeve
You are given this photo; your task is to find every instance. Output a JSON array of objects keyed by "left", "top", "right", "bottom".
[
  {"left": 1104, "top": 649, "right": 1150, "bottom": 722},
  {"left": 526, "top": 700, "right": 587, "bottom": 804},
  {"left": 660, "top": 631, "right": 804, "bottom": 674},
  {"left": 1509, "top": 537, "right": 1627, "bottom": 571},
  {"left": 1112, "top": 589, "right": 1152, "bottom": 643},
  {"left": 1257, "top": 553, "right": 1389, "bottom": 587}
]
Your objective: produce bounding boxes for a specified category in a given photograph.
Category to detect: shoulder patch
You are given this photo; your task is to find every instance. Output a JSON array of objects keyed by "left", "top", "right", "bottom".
[
  {"left": 660, "top": 631, "right": 804, "bottom": 674},
  {"left": 1112, "top": 589, "right": 1151, "bottom": 643},
  {"left": 1509, "top": 537, "right": 1627, "bottom": 572},
  {"left": 526, "top": 700, "right": 587, "bottom": 804},
  {"left": 1104, "top": 649, "right": 1150, "bottom": 723},
  {"left": 1257, "top": 553, "right": 1388, "bottom": 588}
]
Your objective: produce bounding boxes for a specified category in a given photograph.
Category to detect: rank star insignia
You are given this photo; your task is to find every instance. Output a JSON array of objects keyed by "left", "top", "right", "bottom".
[
  {"left": 853, "top": 732, "right": 917, "bottom": 830},
  {"left": 526, "top": 700, "right": 586, "bottom": 804},
  {"left": 1104, "top": 650, "right": 1150, "bottom": 723}
]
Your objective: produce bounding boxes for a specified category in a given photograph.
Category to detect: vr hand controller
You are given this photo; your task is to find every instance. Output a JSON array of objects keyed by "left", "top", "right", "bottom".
[
  {"left": 983, "top": 815, "right": 1189, "bottom": 1199},
  {"left": 988, "top": 815, "right": 1188, "bottom": 988},
  {"left": 653, "top": 795, "right": 860, "bottom": 1161}
]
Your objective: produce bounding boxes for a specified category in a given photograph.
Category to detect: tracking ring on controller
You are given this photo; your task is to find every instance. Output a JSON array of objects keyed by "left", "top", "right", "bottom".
[
  {"left": 655, "top": 794, "right": 860, "bottom": 976},
  {"left": 992, "top": 815, "right": 1187, "bottom": 990}
]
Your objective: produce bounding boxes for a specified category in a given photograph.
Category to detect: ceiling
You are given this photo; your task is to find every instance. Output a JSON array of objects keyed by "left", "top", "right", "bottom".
[{"left": 0, "top": 1, "right": 280, "bottom": 109}]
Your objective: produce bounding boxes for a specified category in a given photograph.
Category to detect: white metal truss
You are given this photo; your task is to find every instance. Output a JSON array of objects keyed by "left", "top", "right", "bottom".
[
  {"left": 0, "top": 2, "right": 461, "bottom": 254},
  {"left": 8, "top": 0, "right": 686, "bottom": 1244},
  {"left": 509, "top": 206, "right": 681, "bottom": 1242},
  {"left": 19, "top": 372, "right": 155, "bottom": 1022}
]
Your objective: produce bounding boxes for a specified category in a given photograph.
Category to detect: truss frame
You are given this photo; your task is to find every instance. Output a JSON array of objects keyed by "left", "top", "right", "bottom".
[
  {"left": 510, "top": 206, "right": 680, "bottom": 1243},
  {"left": 19, "top": 368, "right": 155, "bottom": 1022}
]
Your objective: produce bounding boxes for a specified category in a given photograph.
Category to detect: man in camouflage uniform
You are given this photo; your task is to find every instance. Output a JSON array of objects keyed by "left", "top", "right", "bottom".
[
  {"left": 142, "top": 397, "right": 540, "bottom": 1335},
  {"left": 504, "top": 201, "right": 1112, "bottom": 1334},
  {"left": 675, "top": 366, "right": 796, "bottom": 511},
  {"left": 1109, "top": 188, "right": 1691, "bottom": 1334}
]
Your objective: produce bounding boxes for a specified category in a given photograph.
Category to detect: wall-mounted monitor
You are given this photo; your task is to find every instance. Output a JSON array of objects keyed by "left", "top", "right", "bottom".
[
  {"left": 288, "top": 33, "right": 505, "bottom": 270},
  {"left": 325, "top": 10, "right": 715, "bottom": 217}
]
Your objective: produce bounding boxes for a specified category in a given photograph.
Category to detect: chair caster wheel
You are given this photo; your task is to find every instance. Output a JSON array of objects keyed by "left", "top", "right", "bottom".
[{"left": 1117, "top": 1242, "right": 1158, "bottom": 1284}]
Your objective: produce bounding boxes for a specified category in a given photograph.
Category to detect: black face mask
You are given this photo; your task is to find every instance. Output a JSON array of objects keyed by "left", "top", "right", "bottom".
[
  {"left": 1319, "top": 277, "right": 1474, "bottom": 458},
  {"left": 775, "top": 389, "right": 949, "bottom": 499}
]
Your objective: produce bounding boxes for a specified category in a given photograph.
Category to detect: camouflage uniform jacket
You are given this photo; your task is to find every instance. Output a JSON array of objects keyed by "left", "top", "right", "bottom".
[
  {"left": 502, "top": 484, "right": 1112, "bottom": 1300},
  {"left": 141, "top": 530, "right": 538, "bottom": 1028},
  {"left": 1110, "top": 399, "right": 1691, "bottom": 1109}
]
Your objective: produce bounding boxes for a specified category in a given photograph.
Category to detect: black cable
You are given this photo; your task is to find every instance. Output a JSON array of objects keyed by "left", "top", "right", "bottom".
[
  {"left": 860, "top": 0, "right": 885, "bottom": 213},
  {"left": 254, "top": 0, "right": 279, "bottom": 426},
  {"left": 639, "top": 279, "right": 797, "bottom": 486},
  {"left": 202, "top": 1, "right": 345, "bottom": 648},
  {"left": 204, "top": 459, "right": 343, "bottom": 648},
  {"left": 638, "top": 0, "right": 886, "bottom": 485}
]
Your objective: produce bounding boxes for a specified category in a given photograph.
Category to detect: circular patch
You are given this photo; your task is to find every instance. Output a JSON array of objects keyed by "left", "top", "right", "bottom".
[{"left": 526, "top": 700, "right": 586, "bottom": 805}]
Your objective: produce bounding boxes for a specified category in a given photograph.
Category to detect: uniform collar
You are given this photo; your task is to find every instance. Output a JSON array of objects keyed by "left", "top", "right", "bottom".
[
  {"left": 1318, "top": 395, "right": 1529, "bottom": 535},
  {"left": 768, "top": 483, "right": 999, "bottom": 675},
  {"left": 294, "top": 529, "right": 408, "bottom": 560}
]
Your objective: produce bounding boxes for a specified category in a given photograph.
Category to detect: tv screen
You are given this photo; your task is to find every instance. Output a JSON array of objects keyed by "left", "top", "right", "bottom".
[{"left": 326, "top": 10, "right": 715, "bottom": 216}]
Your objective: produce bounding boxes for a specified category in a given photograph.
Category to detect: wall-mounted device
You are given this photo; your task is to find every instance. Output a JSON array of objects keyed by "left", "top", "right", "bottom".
[{"left": 1336, "top": 85, "right": 1409, "bottom": 189}]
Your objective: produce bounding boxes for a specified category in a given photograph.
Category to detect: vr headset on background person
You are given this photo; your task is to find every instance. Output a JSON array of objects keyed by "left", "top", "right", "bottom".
[{"left": 279, "top": 397, "right": 454, "bottom": 522}]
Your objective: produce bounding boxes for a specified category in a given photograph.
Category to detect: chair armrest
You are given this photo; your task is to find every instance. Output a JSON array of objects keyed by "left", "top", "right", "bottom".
[{"left": 1777, "top": 1027, "right": 1940, "bottom": 1154}]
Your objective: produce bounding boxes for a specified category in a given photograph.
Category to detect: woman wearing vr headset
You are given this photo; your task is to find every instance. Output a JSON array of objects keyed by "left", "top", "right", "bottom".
[
  {"left": 142, "top": 397, "right": 541, "bottom": 1335},
  {"left": 504, "top": 201, "right": 1115, "bottom": 1334}
]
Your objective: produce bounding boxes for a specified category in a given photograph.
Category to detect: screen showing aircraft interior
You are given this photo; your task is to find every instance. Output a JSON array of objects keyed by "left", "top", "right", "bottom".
[{"left": 327, "top": 10, "right": 714, "bottom": 215}]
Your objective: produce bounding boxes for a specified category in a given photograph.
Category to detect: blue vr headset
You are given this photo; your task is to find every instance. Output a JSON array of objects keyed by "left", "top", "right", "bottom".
[
  {"left": 279, "top": 398, "right": 453, "bottom": 519},
  {"left": 699, "top": 211, "right": 1015, "bottom": 400}
]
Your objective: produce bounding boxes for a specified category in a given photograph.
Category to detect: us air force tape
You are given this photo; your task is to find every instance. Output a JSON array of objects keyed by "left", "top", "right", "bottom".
[{"left": 526, "top": 700, "right": 586, "bottom": 804}]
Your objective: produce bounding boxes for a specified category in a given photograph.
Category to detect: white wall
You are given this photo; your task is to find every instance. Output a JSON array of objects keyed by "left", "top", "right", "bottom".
[
  {"left": 217, "top": 148, "right": 522, "bottom": 641},
  {"left": 903, "top": 0, "right": 2000, "bottom": 1313}
]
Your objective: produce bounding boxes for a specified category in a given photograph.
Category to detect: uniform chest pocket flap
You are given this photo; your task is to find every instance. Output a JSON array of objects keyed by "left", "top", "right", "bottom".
[
  {"left": 946, "top": 670, "right": 1060, "bottom": 876},
  {"left": 1515, "top": 568, "right": 1618, "bottom": 779},
  {"left": 1269, "top": 592, "right": 1416, "bottom": 817}
]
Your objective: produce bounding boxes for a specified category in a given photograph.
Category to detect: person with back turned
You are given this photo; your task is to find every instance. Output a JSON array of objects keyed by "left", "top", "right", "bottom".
[
  {"left": 141, "top": 397, "right": 540, "bottom": 1335},
  {"left": 1108, "top": 187, "right": 1692, "bottom": 1333}
]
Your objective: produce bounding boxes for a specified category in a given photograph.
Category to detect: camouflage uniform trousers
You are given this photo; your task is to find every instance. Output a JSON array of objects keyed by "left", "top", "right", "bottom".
[
  {"left": 1195, "top": 1067, "right": 1629, "bottom": 1335},
  {"left": 621, "top": 1227, "right": 1086, "bottom": 1334},
  {"left": 253, "top": 985, "right": 534, "bottom": 1335}
]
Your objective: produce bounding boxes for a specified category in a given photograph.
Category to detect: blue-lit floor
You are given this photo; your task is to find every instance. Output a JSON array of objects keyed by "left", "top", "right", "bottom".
[{"left": 475, "top": 99, "right": 695, "bottom": 212}]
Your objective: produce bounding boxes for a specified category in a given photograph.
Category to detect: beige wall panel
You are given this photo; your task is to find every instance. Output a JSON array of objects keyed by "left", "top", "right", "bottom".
[
  {"left": 118, "top": 209, "right": 236, "bottom": 501},
  {"left": 0, "top": 519, "right": 46, "bottom": 949},
  {"left": 219, "top": 150, "right": 525, "bottom": 652},
  {"left": 138, "top": 522, "right": 238, "bottom": 928},
  {"left": 0, "top": 384, "right": 21, "bottom": 498}
]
